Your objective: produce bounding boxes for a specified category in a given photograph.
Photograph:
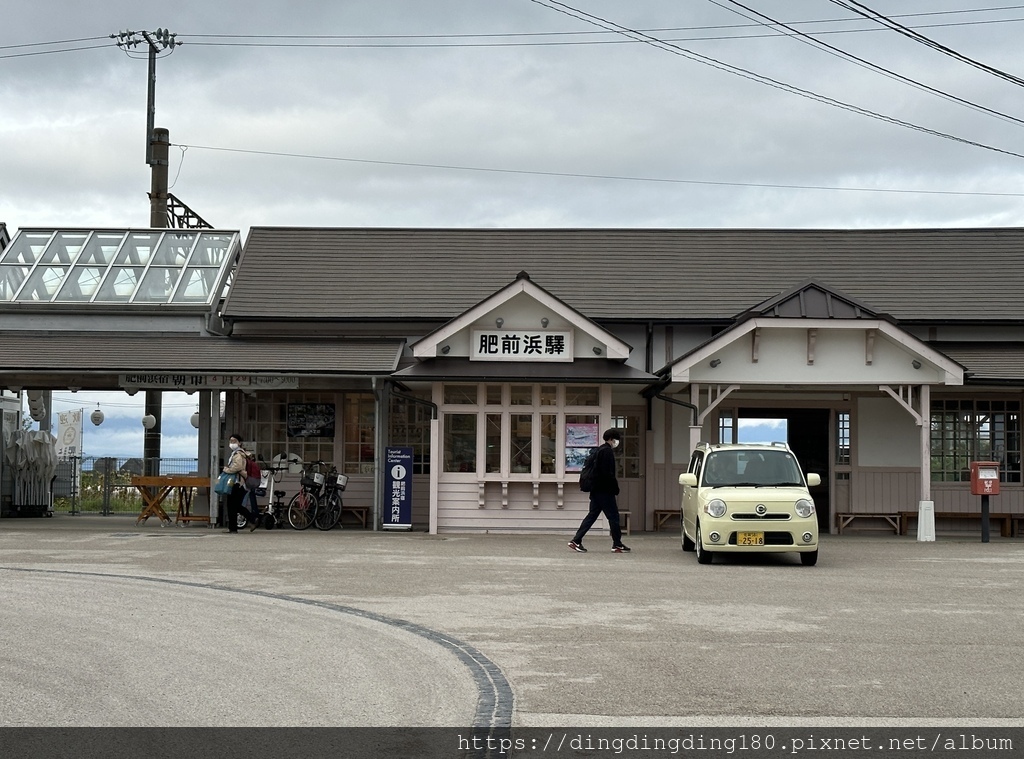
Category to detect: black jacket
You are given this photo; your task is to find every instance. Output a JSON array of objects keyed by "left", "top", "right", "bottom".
[{"left": 591, "top": 443, "right": 619, "bottom": 496}]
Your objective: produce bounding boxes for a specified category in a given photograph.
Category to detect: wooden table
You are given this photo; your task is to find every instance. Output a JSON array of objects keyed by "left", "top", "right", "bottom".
[{"left": 132, "top": 476, "right": 211, "bottom": 526}]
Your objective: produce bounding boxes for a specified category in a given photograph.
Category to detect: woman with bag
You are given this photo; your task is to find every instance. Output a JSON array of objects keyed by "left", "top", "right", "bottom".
[{"left": 222, "top": 433, "right": 259, "bottom": 533}]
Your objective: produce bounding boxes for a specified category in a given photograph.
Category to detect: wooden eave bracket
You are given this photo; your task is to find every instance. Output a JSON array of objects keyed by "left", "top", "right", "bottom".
[
  {"left": 751, "top": 327, "right": 761, "bottom": 363},
  {"left": 879, "top": 384, "right": 923, "bottom": 425},
  {"left": 865, "top": 328, "right": 876, "bottom": 365},
  {"left": 807, "top": 328, "right": 817, "bottom": 365}
]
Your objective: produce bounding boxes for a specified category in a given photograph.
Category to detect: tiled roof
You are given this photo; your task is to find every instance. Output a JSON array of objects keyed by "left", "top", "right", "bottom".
[
  {"left": 936, "top": 343, "right": 1024, "bottom": 383},
  {"left": 225, "top": 227, "right": 1024, "bottom": 322},
  {"left": 0, "top": 332, "right": 404, "bottom": 375}
]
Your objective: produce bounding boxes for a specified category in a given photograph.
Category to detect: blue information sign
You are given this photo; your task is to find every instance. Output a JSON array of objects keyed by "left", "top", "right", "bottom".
[{"left": 383, "top": 446, "right": 413, "bottom": 530}]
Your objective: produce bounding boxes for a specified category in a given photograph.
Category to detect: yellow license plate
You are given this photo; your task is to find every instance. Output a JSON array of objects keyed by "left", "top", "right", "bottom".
[{"left": 736, "top": 531, "right": 764, "bottom": 546}]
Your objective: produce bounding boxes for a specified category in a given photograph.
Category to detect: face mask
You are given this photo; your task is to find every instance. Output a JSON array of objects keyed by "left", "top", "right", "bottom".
[
  {"left": 229, "top": 442, "right": 240, "bottom": 451},
  {"left": 609, "top": 439, "right": 620, "bottom": 449}
]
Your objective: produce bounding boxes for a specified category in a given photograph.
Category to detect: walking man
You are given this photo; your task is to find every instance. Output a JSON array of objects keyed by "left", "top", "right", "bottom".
[{"left": 568, "top": 428, "right": 630, "bottom": 553}]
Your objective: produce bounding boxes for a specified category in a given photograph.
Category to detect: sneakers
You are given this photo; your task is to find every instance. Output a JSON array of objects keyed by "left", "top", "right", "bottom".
[
  {"left": 567, "top": 541, "right": 587, "bottom": 553},
  {"left": 611, "top": 544, "right": 631, "bottom": 553}
]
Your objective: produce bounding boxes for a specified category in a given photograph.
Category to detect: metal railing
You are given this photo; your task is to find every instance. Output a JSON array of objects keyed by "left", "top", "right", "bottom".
[{"left": 52, "top": 456, "right": 201, "bottom": 515}]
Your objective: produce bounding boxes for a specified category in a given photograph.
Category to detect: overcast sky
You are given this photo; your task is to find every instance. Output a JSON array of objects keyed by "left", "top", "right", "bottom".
[
  {"left": 5, "top": 0, "right": 1024, "bottom": 237},
  {"left": 7, "top": 2, "right": 1024, "bottom": 458}
]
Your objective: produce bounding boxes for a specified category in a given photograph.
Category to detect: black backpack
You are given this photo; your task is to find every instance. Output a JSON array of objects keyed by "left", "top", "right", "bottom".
[{"left": 578, "top": 447, "right": 599, "bottom": 492}]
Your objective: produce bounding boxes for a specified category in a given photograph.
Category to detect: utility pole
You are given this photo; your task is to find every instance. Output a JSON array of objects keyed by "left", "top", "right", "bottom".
[
  {"left": 111, "top": 28, "right": 181, "bottom": 476},
  {"left": 111, "top": 29, "right": 181, "bottom": 168}
]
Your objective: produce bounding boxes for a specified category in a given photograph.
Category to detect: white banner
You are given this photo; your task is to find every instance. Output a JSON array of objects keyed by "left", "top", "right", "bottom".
[
  {"left": 470, "top": 329, "right": 573, "bottom": 362},
  {"left": 56, "top": 408, "right": 83, "bottom": 460}
]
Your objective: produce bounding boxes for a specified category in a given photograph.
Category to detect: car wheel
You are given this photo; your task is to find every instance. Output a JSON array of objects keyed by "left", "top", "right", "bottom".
[
  {"left": 695, "top": 521, "right": 713, "bottom": 565},
  {"left": 800, "top": 550, "right": 818, "bottom": 566},
  {"left": 682, "top": 528, "right": 695, "bottom": 552}
]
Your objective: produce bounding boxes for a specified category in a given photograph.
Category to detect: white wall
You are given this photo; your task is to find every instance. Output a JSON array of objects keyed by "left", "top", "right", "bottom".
[{"left": 857, "top": 396, "right": 920, "bottom": 467}]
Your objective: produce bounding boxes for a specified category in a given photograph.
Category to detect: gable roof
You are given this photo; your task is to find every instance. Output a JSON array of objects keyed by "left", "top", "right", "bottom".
[
  {"left": 657, "top": 281, "right": 964, "bottom": 386},
  {"left": 409, "top": 270, "right": 631, "bottom": 360},
  {"left": 741, "top": 279, "right": 882, "bottom": 320},
  {"left": 226, "top": 227, "right": 1024, "bottom": 323}
]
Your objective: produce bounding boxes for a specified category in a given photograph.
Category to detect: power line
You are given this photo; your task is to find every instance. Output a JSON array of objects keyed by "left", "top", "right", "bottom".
[
  {"left": 5, "top": 9, "right": 1024, "bottom": 57},
  {"left": 172, "top": 141, "right": 1024, "bottom": 198},
  {"left": 0, "top": 43, "right": 110, "bottom": 60},
  {"left": 829, "top": 0, "right": 1024, "bottom": 88},
  {"left": 712, "top": 0, "right": 1024, "bottom": 128},
  {"left": 527, "top": 0, "right": 1024, "bottom": 161},
  {"left": 180, "top": 14, "right": 1024, "bottom": 48},
  {"left": 0, "top": 36, "right": 110, "bottom": 50}
]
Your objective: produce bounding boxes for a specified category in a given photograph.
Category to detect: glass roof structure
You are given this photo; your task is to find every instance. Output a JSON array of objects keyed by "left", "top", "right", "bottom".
[{"left": 0, "top": 229, "right": 240, "bottom": 307}]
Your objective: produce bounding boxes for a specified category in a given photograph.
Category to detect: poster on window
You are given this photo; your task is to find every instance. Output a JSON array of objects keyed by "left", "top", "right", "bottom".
[
  {"left": 286, "top": 403, "right": 336, "bottom": 438},
  {"left": 565, "top": 423, "right": 600, "bottom": 472}
]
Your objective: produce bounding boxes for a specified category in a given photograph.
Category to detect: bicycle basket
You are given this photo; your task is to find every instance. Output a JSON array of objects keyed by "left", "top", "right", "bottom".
[
  {"left": 335, "top": 473, "right": 349, "bottom": 491},
  {"left": 300, "top": 473, "right": 323, "bottom": 494}
]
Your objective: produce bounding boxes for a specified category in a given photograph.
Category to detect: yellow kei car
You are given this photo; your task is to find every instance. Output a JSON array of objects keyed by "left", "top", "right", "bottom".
[{"left": 678, "top": 442, "right": 821, "bottom": 566}]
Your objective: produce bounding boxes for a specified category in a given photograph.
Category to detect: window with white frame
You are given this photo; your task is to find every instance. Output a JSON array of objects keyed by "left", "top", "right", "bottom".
[{"left": 441, "top": 383, "right": 602, "bottom": 476}]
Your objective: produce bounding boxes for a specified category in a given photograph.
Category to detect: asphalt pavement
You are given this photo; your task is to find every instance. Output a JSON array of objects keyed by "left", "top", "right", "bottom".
[{"left": 1, "top": 514, "right": 1022, "bottom": 728}]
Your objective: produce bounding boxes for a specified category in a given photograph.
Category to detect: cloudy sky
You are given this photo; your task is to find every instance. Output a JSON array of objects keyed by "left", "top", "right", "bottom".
[
  {"left": 6, "top": 1, "right": 1024, "bottom": 457},
  {"left": 4, "top": 0, "right": 1024, "bottom": 238}
]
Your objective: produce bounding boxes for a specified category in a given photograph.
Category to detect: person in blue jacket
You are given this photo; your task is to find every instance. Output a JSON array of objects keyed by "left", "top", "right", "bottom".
[{"left": 568, "top": 428, "right": 630, "bottom": 554}]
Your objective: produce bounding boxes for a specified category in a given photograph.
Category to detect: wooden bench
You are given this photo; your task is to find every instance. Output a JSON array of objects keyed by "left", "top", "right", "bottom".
[
  {"left": 653, "top": 509, "right": 680, "bottom": 531},
  {"left": 618, "top": 511, "right": 631, "bottom": 535},
  {"left": 835, "top": 513, "right": 899, "bottom": 535},
  {"left": 341, "top": 505, "right": 370, "bottom": 528},
  {"left": 899, "top": 510, "right": 1014, "bottom": 538}
]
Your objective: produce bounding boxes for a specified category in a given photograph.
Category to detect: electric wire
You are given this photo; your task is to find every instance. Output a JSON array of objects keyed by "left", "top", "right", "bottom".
[
  {"left": 713, "top": 0, "right": 1024, "bottom": 128},
  {"left": 180, "top": 13, "right": 1024, "bottom": 48},
  {"left": 0, "top": 43, "right": 110, "bottom": 60},
  {"left": 528, "top": 0, "right": 1024, "bottom": 161},
  {"left": 829, "top": 0, "right": 1024, "bottom": 87},
  {"left": 4, "top": 8, "right": 1024, "bottom": 56},
  {"left": 0, "top": 36, "right": 110, "bottom": 49},
  {"left": 171, "top": 141, "right": 1024, "bottom": 198}
]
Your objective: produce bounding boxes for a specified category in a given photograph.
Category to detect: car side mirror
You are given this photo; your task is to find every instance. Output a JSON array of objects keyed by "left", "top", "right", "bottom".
[
  {"left": 806, "top": 473, "right": 821, "bottom": 487},
  {"left": 679, "top": 473, "right": 698, "bottom": 487}
]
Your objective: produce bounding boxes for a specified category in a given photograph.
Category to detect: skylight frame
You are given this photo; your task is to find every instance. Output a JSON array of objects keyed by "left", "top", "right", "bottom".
[{"left": 0, "top": 228, "right": 241, "bottom": 308}]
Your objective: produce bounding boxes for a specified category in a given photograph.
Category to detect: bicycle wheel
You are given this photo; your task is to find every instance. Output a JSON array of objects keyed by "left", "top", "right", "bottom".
[
  {"left": 315, "top": 491, "right": 342, "bottom": 531},
  {"left": 287, "top": 490, "right": 319, "bottom": 530}
]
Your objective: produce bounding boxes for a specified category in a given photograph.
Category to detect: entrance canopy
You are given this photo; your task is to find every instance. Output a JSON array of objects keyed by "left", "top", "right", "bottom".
[{"left": 659, "top": 281, "right": 965, "bottom": 389}]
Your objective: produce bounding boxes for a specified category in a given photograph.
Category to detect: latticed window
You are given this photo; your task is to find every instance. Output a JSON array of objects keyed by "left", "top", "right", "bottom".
[
  {"left": 930, "top": 399, "right": 1021, "bottom": 483},
  {"left": 836, "top": 411, "right": 850, "bottom": 466},
  {"left": 389, "top": 393, "right": 432, "bottom": 474},
  {"left": 441, "top": 383, "right": 602, "bottom": 476}
]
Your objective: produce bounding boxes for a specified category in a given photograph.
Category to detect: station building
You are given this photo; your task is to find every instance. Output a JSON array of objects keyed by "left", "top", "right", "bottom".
[{"left": 2, "top": 226, "right": 1022, "bottom": 537}]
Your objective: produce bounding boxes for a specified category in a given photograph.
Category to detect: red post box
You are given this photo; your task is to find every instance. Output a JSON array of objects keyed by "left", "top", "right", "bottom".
[{"left": 970, "top": 461, "right": 1000, "bottom": 496}]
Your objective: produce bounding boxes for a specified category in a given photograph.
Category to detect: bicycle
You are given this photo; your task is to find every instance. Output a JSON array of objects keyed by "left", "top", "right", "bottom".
[
  {"left": 255, "top": 455, "right": 289, "bottom": 529},
  {"left": 287, "top": 462, "right": 325, "bottom": 530},
  {"left": 314, "top": 466, "right": 348, "bottom": 531}
]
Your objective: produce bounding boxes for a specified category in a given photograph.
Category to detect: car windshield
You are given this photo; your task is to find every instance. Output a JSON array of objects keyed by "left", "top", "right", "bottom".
[{"left": 703, "top": 449, "right": 804, "bottom": 487}]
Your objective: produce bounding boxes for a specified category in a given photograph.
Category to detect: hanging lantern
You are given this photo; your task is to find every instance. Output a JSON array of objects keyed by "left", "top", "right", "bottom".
[
  {"left": 142, "top": 414, "right": 157, "bottom": 429},
  {"left": 90, "top": 407, "right": 104, "bottom": 426},
  {"left": 190, "top": 411, "right": 200, "bottom": 429}
]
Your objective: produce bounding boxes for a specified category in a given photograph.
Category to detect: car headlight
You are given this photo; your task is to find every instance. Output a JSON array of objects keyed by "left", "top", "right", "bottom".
[
  {"left": 705, "top": 499, "right": 727, "bottom": 518},
  {"left": 795, "top": 498, "right": 816, "bottom": 518}
]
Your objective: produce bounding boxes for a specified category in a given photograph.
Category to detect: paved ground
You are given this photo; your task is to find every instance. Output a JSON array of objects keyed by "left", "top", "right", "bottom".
[{"left": 1, "top": 514, "right": 1023, "bottom": 728}]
